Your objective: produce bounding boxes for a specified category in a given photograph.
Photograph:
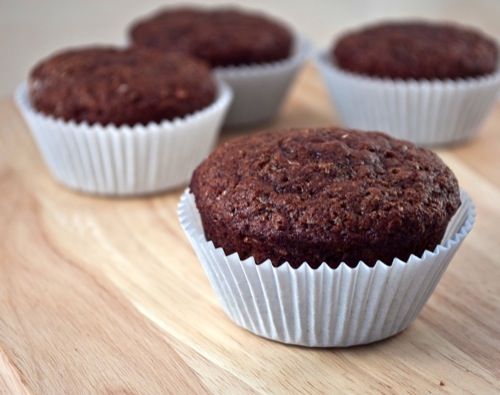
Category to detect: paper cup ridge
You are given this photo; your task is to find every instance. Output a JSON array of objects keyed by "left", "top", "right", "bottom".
[
  {"left": 316, "top": 51, "right": 500, "bottom": 146},
  {"left": 217, "top": 35, "right": 311, "bottom": 127},
  {"left": 178, "top": 189, "right": 475, "bottom": 347},
  {"left": 15, "top": 81, "right": 232, "bottom": 196}
]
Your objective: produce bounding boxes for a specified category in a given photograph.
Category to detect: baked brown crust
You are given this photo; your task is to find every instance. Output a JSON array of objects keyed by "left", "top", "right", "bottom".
[
  {"left": 190, "top": 127, "right": 461, "bottom": 269},
  {"left": 29, "top": 46, "right": 216, "bottom": 126},
  {"left": 129, "top": 7, "right": 293, "bottom": 67},
  {"left": 332, "top": 21, "right": 498, "bottom": 80}
]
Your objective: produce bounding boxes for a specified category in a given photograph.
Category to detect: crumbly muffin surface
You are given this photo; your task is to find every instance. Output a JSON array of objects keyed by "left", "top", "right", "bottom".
[
  {"left": 190, "top": 127, "right": 461, "bottom": 268},
  {"left": 29, "top": 47, "right": 216, "bottom": 126},
  {"left": 130, "top": 8, "right": 293, "bottom": 67},
  {"left": 332, "top": 21, "right": 498, "bottom": 80}
]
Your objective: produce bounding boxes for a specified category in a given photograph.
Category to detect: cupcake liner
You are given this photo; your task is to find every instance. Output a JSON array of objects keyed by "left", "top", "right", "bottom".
[
  {"left": 216, "top": 35, "right": 310, "bottom": 127},
  {"left": 15, "top": 81, "right": 232, "bottom": 196},
  {"left": 316, "top": 51, "right": 500, "bottom": 146},
  {"left": 178, "top": 189, "right": 475, "bottom": 347}
]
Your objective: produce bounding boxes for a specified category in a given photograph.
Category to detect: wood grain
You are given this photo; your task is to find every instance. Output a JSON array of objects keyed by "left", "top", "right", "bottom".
[{"left": 0, "top": 64, "right": 499, "bottom": 394}]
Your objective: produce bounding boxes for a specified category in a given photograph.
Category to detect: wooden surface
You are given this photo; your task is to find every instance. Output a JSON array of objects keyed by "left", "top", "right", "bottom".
[{"left": 0, "top": 63, "right": 499, "bottom": 394}]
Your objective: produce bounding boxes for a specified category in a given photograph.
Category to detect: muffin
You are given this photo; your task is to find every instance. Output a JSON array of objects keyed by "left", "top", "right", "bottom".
[
  {"left": 15, "top": 46, "right": 232, "bottom": 195},
  {"left": 179, "top": 127, "right": 475, "bottom": 347},
  {"left": 316, "top": 20, "right": 500, "bottom": 145},
  {"left": 129, "top": 7, "right": 309, "bottom": 126}
]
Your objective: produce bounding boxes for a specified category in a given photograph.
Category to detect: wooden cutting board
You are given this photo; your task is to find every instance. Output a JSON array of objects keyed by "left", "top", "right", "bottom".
[{"left": 1, "top": 64, "right": 499, "bottom": 394}]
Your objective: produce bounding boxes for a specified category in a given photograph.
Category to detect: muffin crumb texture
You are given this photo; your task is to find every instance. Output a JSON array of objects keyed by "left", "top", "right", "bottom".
[
  {"left": 130, "top": 7, "right": 293, "bottom": 67},
  {"left": 190, "top": 128, "right": 461, "bottom": 268},
  {"left": 333, "top": 21, "right": 499, "bottom": 80},
  {"left": 29, "top": 47, "right": 216, "bottom": 126}
]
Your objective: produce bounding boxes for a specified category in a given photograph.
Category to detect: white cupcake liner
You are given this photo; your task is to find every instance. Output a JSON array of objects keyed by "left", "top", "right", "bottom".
[
  {"left": 216, "top": 35, "right": 310, "bottom": 127},
  {"left": 316, "top": 51, "right": 500, "bottom": 146},
  {"left": 15, "top": 81, "right": 232, "bottom": 196},
  {"left": 178, "top": 189, "right": 475, "bottom": 347}
]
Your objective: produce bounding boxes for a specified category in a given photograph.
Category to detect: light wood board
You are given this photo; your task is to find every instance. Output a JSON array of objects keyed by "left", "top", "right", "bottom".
[{"left": 0, "top": 64, "right": 499, "bottom": 394}]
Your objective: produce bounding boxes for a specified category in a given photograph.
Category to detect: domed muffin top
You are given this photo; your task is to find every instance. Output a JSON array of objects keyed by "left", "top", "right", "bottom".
[
  {"left": 29, "top": 46, "right": 216, "bottom": 126},
  {"left": 332, "top": 21, "right": 498, "bottom": 80},
  {"left": 130, "top": 7, "right": 293, "bottom": 67},
  {"left": 190, "top": 127, "right": 461, "bottom": 268}
]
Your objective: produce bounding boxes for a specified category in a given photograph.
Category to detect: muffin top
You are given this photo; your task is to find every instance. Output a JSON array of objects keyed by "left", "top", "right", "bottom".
[
  {"left": 332, "top": 21, "right": 499, "bottom": 80},
  {"left": 129, "top": 7, "right": 293, "bottom": 67},
  {"left": 29, "top": 46, "right": 216, "bottom": 126},
  {"left": 190, "top": 127, "right": 461, "bottom": 269}
]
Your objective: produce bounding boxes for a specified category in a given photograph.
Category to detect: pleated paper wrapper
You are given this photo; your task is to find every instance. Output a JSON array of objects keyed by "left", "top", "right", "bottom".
[
  {"left": 216, "top": 35, "right": 310, "bottom": 127},
  {"left": 15, "top": 81, "right": 232, "bottom": 196},
  {"left": 178, "top": 189, "right": 475, "bottom": 347},
  {"left": 316, "top": 51, "right": 500, "bottom": 146}
]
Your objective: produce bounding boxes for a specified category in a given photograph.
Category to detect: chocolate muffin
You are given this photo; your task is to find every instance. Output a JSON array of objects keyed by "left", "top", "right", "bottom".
[
  {"left": 332, "top": 21, "right": 499, "bottom": 80},
  {"left": 29, "top": 46, "right": 216, "bottom": 126},
  {"left": 190, "top": 127, "right": 461, "bottom": 269},
  {"left": 129, "top": 7, "right": 293, "bottom": 67}
]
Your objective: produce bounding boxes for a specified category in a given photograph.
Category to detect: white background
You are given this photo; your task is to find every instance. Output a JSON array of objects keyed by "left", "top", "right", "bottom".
[{"left": 1, "top": 0, "right": 500, "bottom": 96}]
